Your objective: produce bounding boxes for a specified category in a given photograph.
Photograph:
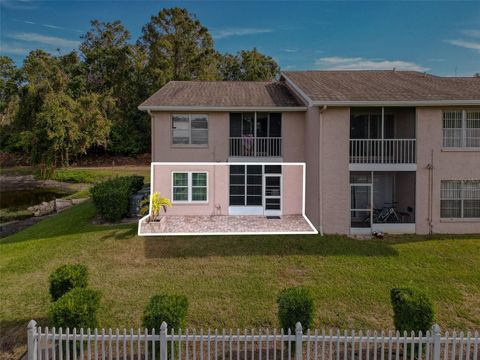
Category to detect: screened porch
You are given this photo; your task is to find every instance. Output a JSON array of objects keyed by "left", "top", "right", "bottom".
[{"left": 350, "top": 171, "right": 416, "bottom": 233}]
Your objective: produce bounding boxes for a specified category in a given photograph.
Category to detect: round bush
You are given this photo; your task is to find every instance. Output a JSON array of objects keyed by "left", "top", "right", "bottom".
[
  {"left": 277, "top": 286, "right": 315, "bottom": 331},
  {"left": 390, "top": 287, "right": 434, "bottom": 333},
  {"left": 91, "top": 176, "right": 144, "bottom": 222},
  {"left": 48, "top": 288, "right": 101, "bottom": 329},
  {"left": 142, "top": 293, "right": 189, "bottom": 331},
  {"left": 49, "top": 264, "right": 88, "bottom": 301}
]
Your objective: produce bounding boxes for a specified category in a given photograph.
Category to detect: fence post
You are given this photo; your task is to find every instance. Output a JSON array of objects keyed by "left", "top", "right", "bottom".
[
  {"left": 432, "top": 324, "right": 441, "bottom": 360},
  {"left": 27, "top": 320, "right": 37, "bottom": 360},
  {"left": 160, "top": 322, "right": 167, "bottom": 360},
  {"left": 295, "top": 322, "right": 303, "bottom": 360}
]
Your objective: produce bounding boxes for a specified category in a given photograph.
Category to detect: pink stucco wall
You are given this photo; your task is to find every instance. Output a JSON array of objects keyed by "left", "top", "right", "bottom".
[
  {"left": 282, "top": 165, "right": 304, "bottom": 215},
  {"left": 151, "top": 112, "right": 229, "bottom": 162},
  {"left": 152, "top": 163, "right": 304, "bottom": 216},
  {"left": 153, "top": 164, "right": 229, "bottom": 216},
  {"left": 416, "top": 107, "right": 480, "bottom": 234},
  {"left": 319, "top": 108, "right": 351, "bottom": 234},
  {"left": 303, "top": 106, "right": 320, "bottom": 228},
  {"left": 151, "top": 111, "right": 306, "bottom": 162}
]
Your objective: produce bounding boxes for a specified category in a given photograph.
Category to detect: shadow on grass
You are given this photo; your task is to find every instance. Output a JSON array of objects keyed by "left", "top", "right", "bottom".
[
  {"left": 143, "top": 230, "right": 480, "bottom": 259},
  {"left": 143, "top": 234, "right": 400, "bottom": 258}
]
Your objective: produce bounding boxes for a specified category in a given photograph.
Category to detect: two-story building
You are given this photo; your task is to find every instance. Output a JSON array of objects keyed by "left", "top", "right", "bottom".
[{"left": 138, "top": 70, "right": 480, "bottom": 235}]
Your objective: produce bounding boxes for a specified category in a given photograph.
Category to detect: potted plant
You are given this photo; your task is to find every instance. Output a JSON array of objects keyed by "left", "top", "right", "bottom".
[{"left": 140, "top": 192, "right": 172, "bottom": 223}]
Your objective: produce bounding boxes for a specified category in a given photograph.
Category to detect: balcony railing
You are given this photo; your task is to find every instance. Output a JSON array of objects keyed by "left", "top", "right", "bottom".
[
  {"left": 229, "top": 137, "right": 282, "bottom": 157},
  {"left": 350, "top": 139, "right": 416, "bottom": 164}
]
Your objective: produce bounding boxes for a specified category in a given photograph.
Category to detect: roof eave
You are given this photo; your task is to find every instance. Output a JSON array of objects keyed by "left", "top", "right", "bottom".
[
  {"left": 138, "top": 105, "right": 308, "bottom": 112},
  {"left": 280, "top": 73, "right": 314, "bottom": 106},
  {"left": 310, "top": 100, "right": 480, "bottom": 107}
]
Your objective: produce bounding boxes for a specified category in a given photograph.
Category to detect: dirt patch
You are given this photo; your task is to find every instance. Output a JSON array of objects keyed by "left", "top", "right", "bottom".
[
  {"left": 0, "top": 174, "right": 78, "bottom": 191},
  {"left": 0, "top": 214, "right": 55, "bottom": 238}
]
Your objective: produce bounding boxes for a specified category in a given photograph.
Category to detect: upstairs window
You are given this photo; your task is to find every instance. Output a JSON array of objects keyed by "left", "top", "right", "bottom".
[
  {"left": 172, "top": 114, "right": 208, "bottom": 145},
  {"left": 443, "top": 110, "right": 480, "bottom": 148},
  {"left": 441, "top": 180, "right": 480, "bottom": 218},
  {"left": 229, "top": 112, "right": 282, "bottom": 138}
]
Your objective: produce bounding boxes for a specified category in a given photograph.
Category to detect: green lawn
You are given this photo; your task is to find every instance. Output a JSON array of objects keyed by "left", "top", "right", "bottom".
[{"left": 1, "top": 201, "right": 479, "bottom": 359}]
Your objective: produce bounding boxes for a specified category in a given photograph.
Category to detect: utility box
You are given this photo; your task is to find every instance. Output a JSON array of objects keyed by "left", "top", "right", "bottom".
[{"left": 129, "top": 186, "right": 150, "bottom": 217}]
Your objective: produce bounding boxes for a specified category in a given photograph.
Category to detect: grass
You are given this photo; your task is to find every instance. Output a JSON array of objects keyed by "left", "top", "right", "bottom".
[
  {"left": 46, "top": 167, "right": 151, "bottom": 184},
  {"left": 0, "top": 202, "right": 479, "bottom": 359}
]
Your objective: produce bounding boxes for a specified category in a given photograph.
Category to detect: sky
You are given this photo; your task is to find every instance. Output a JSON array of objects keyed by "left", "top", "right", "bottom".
[{"left": 1, "top": 0, "right": 480, "bottom": 76}]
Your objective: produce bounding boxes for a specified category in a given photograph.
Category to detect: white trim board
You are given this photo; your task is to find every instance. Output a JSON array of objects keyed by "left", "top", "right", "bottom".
[
  {"left": 349, "top": 164, "right": 417, "bottom": 171},
  {"left": 139, "top": 106, "right": 307, "bottom": 112},
  {"left": 138, "top": 162, "right": 318, "bottom": 236}
]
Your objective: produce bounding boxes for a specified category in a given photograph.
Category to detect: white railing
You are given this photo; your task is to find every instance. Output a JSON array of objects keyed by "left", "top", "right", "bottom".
[
  {"left": 28, "top": 320, "right": 479, "bottom": 360},
  {"left": 349, "top": 139, "right": 416, "bottom": 164},
  {"left": 229, "top": 137, "right": 282, "bottom": 157}
]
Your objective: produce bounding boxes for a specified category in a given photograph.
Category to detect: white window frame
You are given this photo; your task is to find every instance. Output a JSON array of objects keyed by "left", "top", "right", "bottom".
[
  {"left": 440, "top": 180, "right": 480, "bottom": 218},
  {"left": 171, "top": 171, "right": 208, "bottom": 204},
  {"left": 443, "top": 110, "right": 480, "bottom": 148},
  {"left": 171, "top": 114, "right": 208, "bottom": 145}
]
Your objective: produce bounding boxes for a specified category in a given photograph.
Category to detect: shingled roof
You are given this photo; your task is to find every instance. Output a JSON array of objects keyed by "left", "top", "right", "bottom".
[
  {"left": 139, "top": 81, "right": 305, "bottom": 110},
  {"left": 282, "top": 71, "right": 480, "bottom": 104}
]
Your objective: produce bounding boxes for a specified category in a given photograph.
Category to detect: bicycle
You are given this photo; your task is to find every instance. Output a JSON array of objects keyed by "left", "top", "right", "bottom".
[{"left": 373, "top": 202, "right": 401, "bottom": 223}]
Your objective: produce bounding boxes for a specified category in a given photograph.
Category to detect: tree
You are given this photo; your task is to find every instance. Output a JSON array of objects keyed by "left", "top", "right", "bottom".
[
  {"left": 80, "top": 20, "right": 150, "bottom": 155},
  {"left": 75, "top": 93, "right": 112, "bottom": 153},
  {"left": 80, "top": 20, "right": 132, "bottom": 95},
  {"left": 31, "top": 91, "right": 78, "bottom": 167},
  {"left": 219, "top": 48, "right": 279, "bottom": 81},
  {"left": 139, "top": 7, "right": 218, "bottom": 90},
  {"left": 0, "top": 56, "right": 22, "bottom": 137}
]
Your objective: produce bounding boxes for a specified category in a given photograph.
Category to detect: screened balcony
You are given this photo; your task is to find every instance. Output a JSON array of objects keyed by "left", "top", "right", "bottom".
[
  {"left": 349, "top": 108, "right": 416, "bottom": 165},
  {"left": 229, "top": 112, "right": 282, "bottom": 158}
]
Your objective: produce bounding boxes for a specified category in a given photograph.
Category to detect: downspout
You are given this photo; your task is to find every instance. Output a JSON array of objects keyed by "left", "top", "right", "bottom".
[
  {"left": 318, "top": 105, "right": 327, "bottom": 236},
  {"left": 427, "top": 149, "right": 434, "bottom": 234},
  {"left": 148, "top": 110, "right": 153, "bottom": 161}
]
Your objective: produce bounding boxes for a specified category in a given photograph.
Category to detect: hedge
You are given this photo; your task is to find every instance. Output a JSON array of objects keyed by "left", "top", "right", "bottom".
[
  {"left": 390, "top": 287, "right": 435, "bottom": 333},
  {"left": 91, "top": 175, "right": 144, "bottom": 221},
  {"left": 48, "top": 288, "right": 101, "bottom": 329},
  {"left": 277, "top": 286, "right": 315, "bottom": 331},
  {"left": 49, "top": 264, "right": 88, "bottom": 301}
]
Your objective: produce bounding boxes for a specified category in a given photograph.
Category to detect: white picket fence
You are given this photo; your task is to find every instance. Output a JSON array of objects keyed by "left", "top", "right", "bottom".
[{"left": 27, "top": 320, "right": 479, "bottom": 360}]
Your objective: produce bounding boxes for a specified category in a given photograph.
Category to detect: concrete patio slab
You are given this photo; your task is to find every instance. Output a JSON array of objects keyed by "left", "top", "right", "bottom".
[{"left": 139, "top": 214, "right": 317, "bottom": 235}]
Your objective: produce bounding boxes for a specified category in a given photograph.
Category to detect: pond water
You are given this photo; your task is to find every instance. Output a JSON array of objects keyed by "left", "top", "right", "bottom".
[{"left": 0, "top": 188, "right": 72, "bottom": 209}]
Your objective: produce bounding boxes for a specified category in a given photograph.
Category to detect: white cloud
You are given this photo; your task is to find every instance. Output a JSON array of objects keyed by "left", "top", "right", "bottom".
[
  {"left": 18, "top": 19, "right": 83, "bottom": 33},
  {"left": 212, "top": 28, "right": 273, "bottom": 39},
  {"left": 283, "top": 49, "right": 298, "bottom": 53},
  {"left": 314, "top": 56, "right": 429, "bottom": 71},
  {"left": 0, "top": 43, "right": 31, "bottom": 55},
  {"left": 445, "top": 39, "right": 480, "bottom": 52},
  {"left": 8, "top": 32, "right": 80, "bottom": 49},
  {"left": 0, "top": 0, "right": 37, "bottom": 9},
  {"left": 462, "top": 29, "right": 480, "bottom": 38}
]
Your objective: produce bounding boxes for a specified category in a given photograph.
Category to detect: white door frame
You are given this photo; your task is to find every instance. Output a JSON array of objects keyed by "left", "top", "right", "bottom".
[
  {"left": 263, "top": 174, "right": 282, "bottom": 216},
  {"left": 350, "top": 182, "right": 373, "bottom": 232}
]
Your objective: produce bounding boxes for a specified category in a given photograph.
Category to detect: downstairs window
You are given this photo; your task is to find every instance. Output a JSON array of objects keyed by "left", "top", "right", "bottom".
[
  {"left": 440, "top": 180, "right": 480, "bottom": 218},
  {"left": 172, "top": 172, "right": 208, "bottom": 203}
]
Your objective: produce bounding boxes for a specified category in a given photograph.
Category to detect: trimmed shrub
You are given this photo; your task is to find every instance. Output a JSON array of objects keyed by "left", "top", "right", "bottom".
[
  {"left": 48, "top": 288, "right": 101, "bottom": 329},
  {"left": 390, "top": 287, "right": 434, "bottom": 333},
  {"left": 91, "top": 176, "right": 144, "bottom": 221},
  {"left": 142, "top": 293, "right": 189, "bottom": 331},
  {"left": 277, "top": 286, "right": 315, "bottom": 331},
  {"left": 49, "top": 264, "right": 88, "bottom": 301}
]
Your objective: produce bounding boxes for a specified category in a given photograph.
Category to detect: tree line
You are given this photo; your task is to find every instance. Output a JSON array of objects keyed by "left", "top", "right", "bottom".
[{"left": 0, "top": 7, "right": 280, "bottom": 167}]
